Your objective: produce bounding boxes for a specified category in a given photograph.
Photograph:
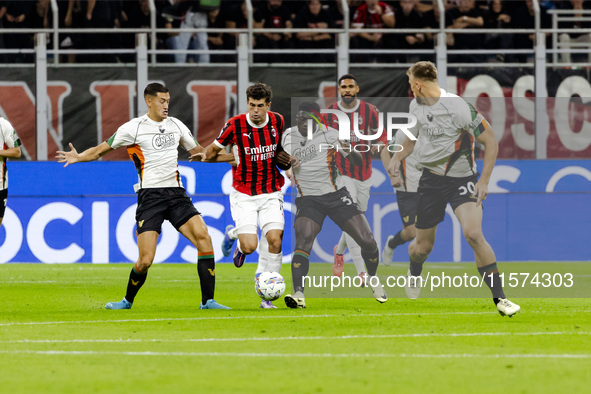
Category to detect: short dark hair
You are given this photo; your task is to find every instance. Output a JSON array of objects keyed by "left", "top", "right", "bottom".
[
  {"left": 407, "top": 61, "right": 438, "bottom": 82},
  {"left": 298, "top": 101, "right": 320, "bottom": 113},
  {"left": 144, "top": 83, "right": 169, "bottom": 97},
  {"left": 246, "top": 82, "right": 272, "bottom": 103},
  {"left": 338, "top": 74, "right": 357, "bottom": 85}
]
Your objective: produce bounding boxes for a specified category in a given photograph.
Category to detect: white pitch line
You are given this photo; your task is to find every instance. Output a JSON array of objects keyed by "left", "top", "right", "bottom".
[
  {"left": 0, "top": 349, "right": 589, "bottom": 359},
  {"left": 0, "top": 311, "right": 492, "bottom": 327},
  {"left": 1, "top": 309, "right": 589, "bottom": 327},
  {"left": 3, "top": 331, "right": 591, "bottom": 344}
]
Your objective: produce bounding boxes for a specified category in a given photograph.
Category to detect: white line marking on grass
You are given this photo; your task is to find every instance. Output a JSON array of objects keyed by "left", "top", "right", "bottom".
[
  {"left": 1, "top": 281, "right": 58, "bottom": 284},
  {"left": 4, "top": 331, "right": 591, "bottom": 344},
  {"left": 1, "top": 350, "right": 590, "bottom": 359},
  {"left": 1, "top": 309, "right": 589, "bottom": 327},
  {"left": 0, "top": 312, "right": 489, "bottom": 326}
]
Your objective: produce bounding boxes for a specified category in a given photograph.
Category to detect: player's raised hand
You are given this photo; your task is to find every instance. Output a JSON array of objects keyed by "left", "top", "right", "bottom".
[
  {"left": 474, "top": 180, "right": 488, "bottom": 206},
  {"left": 56, "top": 143, "right": 79, "bottom": 167},
  {"left": 189, "top": 152, "right": 206, "bottom": 162}
]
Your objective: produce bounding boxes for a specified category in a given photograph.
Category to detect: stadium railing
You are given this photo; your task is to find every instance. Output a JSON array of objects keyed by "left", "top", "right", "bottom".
[
  {"left": 548, "top": 8, "right": 591, "bottom": 66},
  {"left": 1, "top": 0, "right": 590, "bottom": 160}
]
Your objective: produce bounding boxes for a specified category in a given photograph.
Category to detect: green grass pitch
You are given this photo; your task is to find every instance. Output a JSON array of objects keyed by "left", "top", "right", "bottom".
[{"left": 1, "top": 263, "right": 590, "bottom": 393}]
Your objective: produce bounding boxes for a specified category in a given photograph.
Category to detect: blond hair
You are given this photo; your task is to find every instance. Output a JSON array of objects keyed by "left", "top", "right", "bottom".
[{"left": 407, "top": 61, "right": 438, "bottom": 82}]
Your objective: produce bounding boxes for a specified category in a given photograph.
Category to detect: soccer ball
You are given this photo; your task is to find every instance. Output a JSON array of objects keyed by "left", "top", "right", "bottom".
[{"left": 255, "top": 271, "right": 286, "bottom": 301}]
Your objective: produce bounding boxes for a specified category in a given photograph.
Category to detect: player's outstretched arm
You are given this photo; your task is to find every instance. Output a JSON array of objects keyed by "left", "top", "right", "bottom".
[
  {"left": 189, "top": 143, "right": 224, "bottom": 162},
  {"left": 0, "top": 146, "right": 21, "bottom": 159},
  {"left": 474, "top": 126, "right": 499, "bottom": 205},
  {"left": 56, "top": 142, "right": 112, "bottom": 167},
  {"left": 188, "top": 145, "right": 235, "bottom": 164}
]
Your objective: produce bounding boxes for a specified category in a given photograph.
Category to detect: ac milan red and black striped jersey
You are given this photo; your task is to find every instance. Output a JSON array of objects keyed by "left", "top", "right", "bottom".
[
  {"left": 214, "top": 112, "right": 285, "bottom": 196},
  {"left": 352, "top": 2, "right": 394, "bottom": 29},
  {"left": 324, "top": 100, "right": 386, "bottom": 181}
]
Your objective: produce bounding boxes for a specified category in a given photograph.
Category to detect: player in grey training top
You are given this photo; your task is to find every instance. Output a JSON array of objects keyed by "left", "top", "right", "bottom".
[
  {"left": 387, "top": 61, "right": 520, "bottom": 317},
  {"left": 281, "top": 101, "right": 386, "bottom": 308}
]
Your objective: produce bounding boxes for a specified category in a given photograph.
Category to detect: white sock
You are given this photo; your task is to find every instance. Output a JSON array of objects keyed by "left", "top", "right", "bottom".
[
  {"left": 345, "top": 233, "right": 365, "bottom": 275},
  {"left": 335, "top": 232, "right": 347, "bottom": 255},
  {"left": 266, "top": 252, "right": 282, "bottom": 274},
  {"left": 255, "top": 234, "right": 269, "bottom": 275}
]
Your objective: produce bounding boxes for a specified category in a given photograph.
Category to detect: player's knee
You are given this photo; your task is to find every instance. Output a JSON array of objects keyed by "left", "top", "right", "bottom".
[
  {"left": 267, "top": 237, "right": 282, "bottom": 253},
  {"left": 240, "top": 240, "right": 257, "bottom": 255},
  {"left": 414, "top": 239, "right": 433, "bottom": 257},
  {"left": 358, "top": 234, "right": 377, "bottom": 253},
  {"left": 136, "top": 258, "right": 153, "bottom": 272},
  {"left": 463, "top": 229, "right": 484, "bottom": 246},
  {"left": 295, "top": 234, "right": 314, "bottom": 252},
  {"left": 200, "top": 232, "right": 212, "bottom": 246}
]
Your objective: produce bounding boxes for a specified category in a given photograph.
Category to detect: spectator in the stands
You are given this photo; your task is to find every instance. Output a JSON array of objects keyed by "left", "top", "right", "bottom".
[
  {"left": 283, "top": 0, "right": 307, "bottom": 19},
  {"left": 176, "top": 1, "right": 216, "bottom": 63},
  {"left": 511, "top": 0, "right": 551, "bottom": 63},
  {"left": 2, "top": 0, "right": 36, "bottom": 62},
  {"left": 350, "top": 0, "right": 395, "bottom": 63},
  {"left": 0, "top": 2, "right": 6, "bottom": 62},
  {"left": 225, "top": 0, "right": 250, "bottom": 50},
  {"left": 55, "top": 1, "right": 83, "bottom": 63},
  {"left": 162, "top": 0, "right": 186, "bottom": 63},
  {"left": 392, "top": 0, "right": 426, "bottom": 63},
  {"left": 80, "top": 0, "right": 121, "bottom": 63},
  {"left": 446, "top": 0, "right": 484, "bottom": 63},
  {"left": 293, "top": 0, "right": 335, "bottom": 63},
  {"left": 420, "top": 0, "right": 453, "bottom": 61},
  {"left": 415, "top": 0, "right": 433, "bottom": 14},
  {"left": 253, "top": 0, "right": 294, "bottom": 63},
  {"left": 119, "top": 0, "right": 171, "bottom": 63},
  {"left": 558, "top": 0, "right": 591, "bottom": 63},
  {"left": 482, "top": 0, "right": 512, "bottom": 62},
  {"left": 207, "top": 6, "right": 226, "bottom": 62},
  {"left": 327, "top": 0, "right": 347, "bottom": 29}
]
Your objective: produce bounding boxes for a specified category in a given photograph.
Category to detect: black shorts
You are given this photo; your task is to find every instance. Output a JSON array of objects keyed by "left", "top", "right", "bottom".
[
  {"left": 0, "top": 189, "right": 7, "bottom": 218},
  {"left": 136, "top": 187, "right": 200, "bottom": 235},
  {"left": 416, "top": 170, "right": 479, "bottom": 230},
  {"left": 396, "top": 190, "right": 419, "bottom": 228},
  {"left": 295, "top": 188, "right": 362, "bottom": 229}
]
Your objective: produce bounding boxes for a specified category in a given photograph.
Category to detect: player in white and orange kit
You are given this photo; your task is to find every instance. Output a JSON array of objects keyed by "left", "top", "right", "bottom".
[
  {"left": 57, "top": 83, "right": 234, "bottom": 310},
  {"left": 0, "top": 116, "right": 22, "bottom": 228}
]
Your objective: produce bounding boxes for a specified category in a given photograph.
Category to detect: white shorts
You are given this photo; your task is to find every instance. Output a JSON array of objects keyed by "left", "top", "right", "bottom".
[
  {"left": 337, "top": 176, "right": 371, "bottom": 212},
  {"left": 230, "top": 190, "right": 284, "bottom": 235}
]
